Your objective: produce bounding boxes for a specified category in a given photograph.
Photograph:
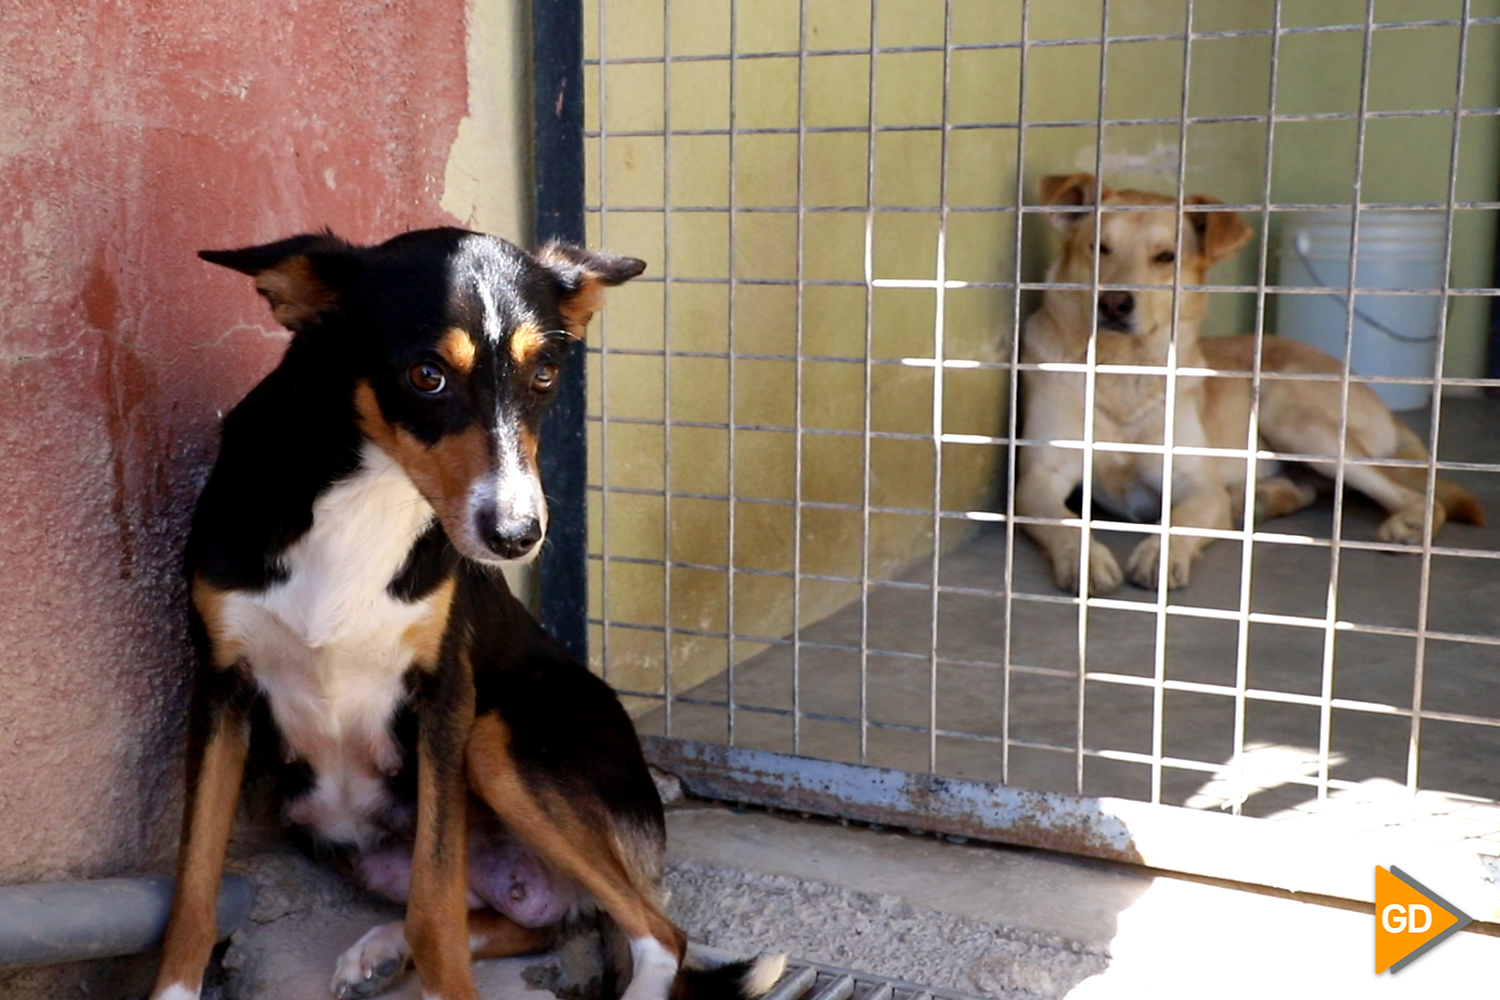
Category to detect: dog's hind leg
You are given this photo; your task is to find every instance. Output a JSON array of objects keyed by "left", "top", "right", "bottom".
[
  {"left": 1269, "top": 412, "right": 1437, "bottom": 543},
  {"left": 1346, "top": 463, "right": 1443, "bottom": 544},
  {"left": 1257, "top": 378, "right": 1459, "bottom": 542},
  {"left": 466, "top": 713, "right": 686, "bottom": 1000},
  {"left": 468, "top": 911, "right": 558, "bottom": 959}
]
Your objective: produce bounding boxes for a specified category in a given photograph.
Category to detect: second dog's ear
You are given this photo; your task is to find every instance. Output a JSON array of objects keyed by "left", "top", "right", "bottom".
[
  {"left": 535, "top": 242, "right": 647, "bottom": 336},
  {"left": 199, "top": 231, "right": 360, "bottom": 333},
  {"left": 1185, "top": 196, "right": 1253, "bottom": 265},
  {"left": 1039, "top": 173, "right": 1102, "bottom": 230}
]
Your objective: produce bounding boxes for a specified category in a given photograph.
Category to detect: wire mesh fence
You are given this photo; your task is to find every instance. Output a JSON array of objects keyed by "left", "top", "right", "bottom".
[{"left": 578, "top": 0, "right": 1500, "bottom": 854}]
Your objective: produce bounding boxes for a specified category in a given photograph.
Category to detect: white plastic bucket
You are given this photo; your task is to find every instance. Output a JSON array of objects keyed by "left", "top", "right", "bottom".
[{"left": 1276, "top": 210, "right": 1446, "bottom": 411}]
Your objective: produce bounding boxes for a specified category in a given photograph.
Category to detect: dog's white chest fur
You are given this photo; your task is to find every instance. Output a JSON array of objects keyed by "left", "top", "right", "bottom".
[{"left": 218, "top": 442, "right": 438, "bottom": 846}]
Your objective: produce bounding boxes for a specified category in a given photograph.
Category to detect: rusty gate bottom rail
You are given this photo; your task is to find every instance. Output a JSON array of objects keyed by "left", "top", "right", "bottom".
[
  {"left": 642, "top": 736, "right": 1500, "bottom": 921},
  {"left": 644, "top": 736, "right": 1144, "bottom": 863}
]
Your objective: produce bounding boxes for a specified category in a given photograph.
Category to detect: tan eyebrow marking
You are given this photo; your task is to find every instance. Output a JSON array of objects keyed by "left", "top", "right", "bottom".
[
  {"left": 438, "top": 328, "right": 478, "bottom": 374},
  {"left": 508, "top": 322, "right": 551, "bottom": 368}
]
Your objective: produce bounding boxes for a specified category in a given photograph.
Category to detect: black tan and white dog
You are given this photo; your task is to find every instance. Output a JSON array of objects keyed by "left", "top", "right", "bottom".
[{"left": 149, "top": 229, "right": 784, "bottom": 1000}]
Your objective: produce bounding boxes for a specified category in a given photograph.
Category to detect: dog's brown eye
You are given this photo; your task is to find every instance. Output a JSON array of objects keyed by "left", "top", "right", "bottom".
[
  {"left": 1156, "top": 250, "right": 1176, "bottom": 264},
  {"left": 408, "top": 363, "right": 447, "bottom": 395},
  {"left": 531, "top": 363, "right": 559, "bottom": 392},
  {"left": 1094, "top": 242, "right": 1111, "bottom": 256}
]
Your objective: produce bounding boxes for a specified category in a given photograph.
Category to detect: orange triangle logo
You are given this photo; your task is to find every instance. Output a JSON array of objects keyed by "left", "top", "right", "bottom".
[{"left": 1375, "top": 865, "right": 1473, "bottom": 974}]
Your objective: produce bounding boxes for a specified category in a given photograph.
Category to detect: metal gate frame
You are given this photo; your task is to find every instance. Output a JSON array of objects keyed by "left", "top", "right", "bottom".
[
  {"left": 534, "top": 0, "right": 591, "bottom": 663},
  {"left": 535, "top": 0, "right": 1500, "bottom": 922}
]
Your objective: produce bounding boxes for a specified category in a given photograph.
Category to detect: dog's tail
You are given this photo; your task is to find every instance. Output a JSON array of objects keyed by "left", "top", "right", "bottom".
[
  {"left": 671, "top": 954, "right": 789, "bottom": 1000},
  {"left": 1383, "top": 422, "right": 1486, "bottom": 526}
]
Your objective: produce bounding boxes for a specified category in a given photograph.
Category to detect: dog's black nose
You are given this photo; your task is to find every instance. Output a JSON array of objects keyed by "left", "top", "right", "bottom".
[
  {"left": 1098, "top": 291, "right": 1134, "bottom": 325},
  {"left": 476, "top": 509, "right": 543, "bottom": 559}
]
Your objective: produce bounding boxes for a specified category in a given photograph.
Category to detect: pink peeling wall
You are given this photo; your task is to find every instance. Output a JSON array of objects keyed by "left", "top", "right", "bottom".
[{"left": 0, "top": 0, "right": 474, "bottom": 972}]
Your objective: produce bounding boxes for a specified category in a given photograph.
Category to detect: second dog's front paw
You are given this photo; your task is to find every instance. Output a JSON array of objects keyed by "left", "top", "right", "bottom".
[
  {"left": 1126, "top": 535, "right": 1191, "bottom": 590},
  {"left": 1052, "top": 541, "right": 1123, "bottom": 595},
  {"left": 331, "top": 921, "right": 409, "bottom": 999}
]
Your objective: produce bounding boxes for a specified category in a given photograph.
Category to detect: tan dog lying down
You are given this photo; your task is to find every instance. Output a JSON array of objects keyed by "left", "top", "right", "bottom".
[{"left": 1017, "top": 173, "right": 1485, "bottom": 594}]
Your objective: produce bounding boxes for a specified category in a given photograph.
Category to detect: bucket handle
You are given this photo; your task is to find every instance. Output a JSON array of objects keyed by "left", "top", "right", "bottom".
[{"left": 1291, "top": 233, "right": 1438, "bottom": 345}]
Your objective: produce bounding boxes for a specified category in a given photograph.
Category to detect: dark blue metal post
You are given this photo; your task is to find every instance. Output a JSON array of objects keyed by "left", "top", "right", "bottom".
[{"left": 533, "top": 0, "right": 590, "bottom": 661}]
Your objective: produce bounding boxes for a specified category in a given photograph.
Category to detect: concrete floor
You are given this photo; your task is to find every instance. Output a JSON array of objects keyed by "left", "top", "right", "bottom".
[
  {"left": 667, "top": 805, "right": 1500, "bottom": 1000},
  {"left": 216, "top": 803, "right": 1500, "bottom": 1000},
  {"left": 216, "top": 806, "right": 1104, "bottom": 1000},
  {"left": 644, "top": 397, "right": 1500, "bottom": 838}
]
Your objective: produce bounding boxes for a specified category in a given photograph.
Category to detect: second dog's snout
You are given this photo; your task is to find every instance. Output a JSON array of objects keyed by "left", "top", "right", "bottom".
[
  {"left": 476, "top": 508, "right": 543, "bottom": 559},
  {"left": 1098, "top": 291, "right": 1134, "bottom": 325}
]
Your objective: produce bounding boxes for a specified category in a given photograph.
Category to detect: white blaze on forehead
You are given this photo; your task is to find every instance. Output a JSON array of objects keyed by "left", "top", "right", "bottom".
[
  {"left": 475, "top": 272, "right": 505, "bottom": 345},
  {"left": 454, "top": 235, "right": 524, "bottom": 350}
]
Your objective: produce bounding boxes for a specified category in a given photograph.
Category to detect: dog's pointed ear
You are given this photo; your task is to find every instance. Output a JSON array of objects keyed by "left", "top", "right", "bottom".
[
  {"left": 1185, "top": 196, "right": 1253, "bottom": 265},
  {"left": 534, "top": 242, "right": 647, "bottom": 336},
  {"left": 198, "top": 231, "right": 360, "bottom": 332},
  {"left": 1039, "top": 173, "right": 1105, "bottom": 231}
]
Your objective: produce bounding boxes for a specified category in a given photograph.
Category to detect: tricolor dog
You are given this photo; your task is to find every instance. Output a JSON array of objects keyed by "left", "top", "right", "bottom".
[
  {"left": 149, "top": 229, "right": 784, "bottom": 1000},
  {"left": 1018, "top": 174, "right": 1484, "bottom": 594}
]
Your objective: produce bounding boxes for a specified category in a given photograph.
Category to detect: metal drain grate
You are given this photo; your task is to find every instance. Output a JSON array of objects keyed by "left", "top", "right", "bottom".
[{"left": 760, "top": 957, "right": 990, "bottom": 1000}]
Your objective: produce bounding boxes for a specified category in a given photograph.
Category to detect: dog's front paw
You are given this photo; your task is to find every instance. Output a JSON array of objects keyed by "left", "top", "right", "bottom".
[
  {"left": 1052, "top": 542, "right": 1123, "bottom": 595},
  {"left": 331, "top": 921, "right": 410, "bottom": 999},
  {"left": 1126, "top": 535, "right": 1191, "bottom": 590}
]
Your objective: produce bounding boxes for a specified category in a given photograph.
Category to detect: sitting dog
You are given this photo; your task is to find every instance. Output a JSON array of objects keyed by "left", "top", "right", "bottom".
[
  {"left": 149, "top": 229, "right": 784, "bottom": 1000},
  {"left": 1017, "top": 174, "right": 1484, "bottom": 594}
]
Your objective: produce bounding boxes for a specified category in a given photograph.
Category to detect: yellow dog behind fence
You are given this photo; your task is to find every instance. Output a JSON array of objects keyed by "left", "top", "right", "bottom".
[{"left": 1016, "top": 173, "right": 1484, "bottom": 596}]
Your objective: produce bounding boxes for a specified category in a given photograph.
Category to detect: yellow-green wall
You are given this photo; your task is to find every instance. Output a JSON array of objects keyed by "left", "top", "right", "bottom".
[
  {"left": 581, "top": 0, "right": 1500, "bottom": 707},
  {"left": 1009, "top": 0, "right": 1500, "bottom": 363}
]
